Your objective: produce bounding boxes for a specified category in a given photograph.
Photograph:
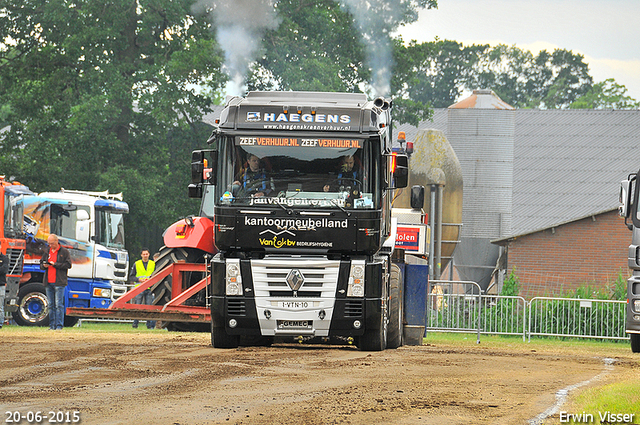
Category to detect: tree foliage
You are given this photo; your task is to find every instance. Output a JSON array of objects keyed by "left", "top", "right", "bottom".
[
  {"left": 392, "top": 39, "right": 603, "bottom": 110},
  {"left": 0, "top": 0, "right": 224, "bottom": 254},
  {"left": 569, "top": 78, "right": 640, "bottom": 109}
]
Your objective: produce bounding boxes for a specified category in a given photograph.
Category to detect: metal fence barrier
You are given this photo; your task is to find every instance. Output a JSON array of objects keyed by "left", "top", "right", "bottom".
[
  {"left": 426, "top": 280, "right": 628, "bottom": 343},
  {"left": 528, "top": 297, "right": 627, "bottom": 341},
  {"left": 479, "top": 295, "right": 527, "bottom": 341},
  {"left": 427, "top": 280, "right": 483, "bottom": 343}
]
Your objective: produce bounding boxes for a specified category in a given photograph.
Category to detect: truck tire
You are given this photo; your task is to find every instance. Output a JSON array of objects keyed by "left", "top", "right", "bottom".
[
  {"left": 64, "top": 316, "right": 79, "bottom": 327},
  {"left": 387, "top": 264, "right": 403, "bottom": 349},
  {"left": 631, "top": 333, "right": 640, "bottom": 353},
  {"left": 211, "top": 326, "right": 239, "bottom": 348},
  {"left": 358, "top": 301, "right": 388, "bottom": 351},
  {"left": 151, "top": 246, "right": 209, "bottom": 332},
  {"left": 14, "top": 282, "right": 50, "bottom": 327}
]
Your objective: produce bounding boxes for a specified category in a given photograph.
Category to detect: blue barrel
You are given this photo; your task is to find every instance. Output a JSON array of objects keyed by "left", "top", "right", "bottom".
[{"left": 403, "top": 263, "right": 429, "bottom": 345}]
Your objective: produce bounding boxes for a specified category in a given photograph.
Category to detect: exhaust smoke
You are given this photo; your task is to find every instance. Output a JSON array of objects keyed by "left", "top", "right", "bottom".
[
  {"left": 193, "top": 0, "right": 280, "bottom": 96},
  {"left": 341, "top": 0, "right": 405, "bottom": 97}
]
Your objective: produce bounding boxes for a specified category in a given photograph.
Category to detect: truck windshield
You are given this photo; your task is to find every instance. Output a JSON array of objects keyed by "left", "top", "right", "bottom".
[
  {"left": 95, "top": 209, "right": 126, "bottom": 249},
  {"left": 4, "top": 194, "right": 25, "bottom": 238},
  {"left": 216, "top": 135, "right": 379, "bottom": 209}
]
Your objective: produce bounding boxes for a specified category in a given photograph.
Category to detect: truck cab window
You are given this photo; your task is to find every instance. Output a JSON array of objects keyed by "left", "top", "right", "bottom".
[
  {"left": 50, "top": 204, "right": 91, "bottom": 241},
  {"left": 216, "top": 136, "right": 378, "bottom": 209},
  {"left": 95, "top": 209, "right": 126, "bottom": 249}
]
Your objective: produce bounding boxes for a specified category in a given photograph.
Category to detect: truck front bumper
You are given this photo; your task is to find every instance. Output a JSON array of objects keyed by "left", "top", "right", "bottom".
[{"left": 211, "top": 296, "right": 382, "bottom": 338}]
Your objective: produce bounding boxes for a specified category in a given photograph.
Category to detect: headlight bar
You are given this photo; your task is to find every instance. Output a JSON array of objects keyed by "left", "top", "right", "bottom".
[
  {"left": 226, "top": 259, "right": 243, "bottom": 296},
  {"left": 347, "top": 260, "right": 365, "bottom": 297}
]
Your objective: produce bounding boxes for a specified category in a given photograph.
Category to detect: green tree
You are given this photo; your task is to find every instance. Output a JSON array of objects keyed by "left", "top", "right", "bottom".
[
  {"left": 569, "top": 78, "right": 640, "bottom": 109},
  {"left": 249, "top": 0, "right": 436, "bottom": 125},
  {"left": 0, "top": 0, "right": 225, "bottom": 254},
  {"left": 467, "top": 45, "right": 593, "bottom": 108},
  {"left": 393, "top": 40, "right": 596, "bottom": 110}
]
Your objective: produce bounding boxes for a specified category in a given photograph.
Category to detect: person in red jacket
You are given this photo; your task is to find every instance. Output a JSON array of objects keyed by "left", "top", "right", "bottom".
[{"left": 40, "top": 234, "right": 72, "bottom": 330}]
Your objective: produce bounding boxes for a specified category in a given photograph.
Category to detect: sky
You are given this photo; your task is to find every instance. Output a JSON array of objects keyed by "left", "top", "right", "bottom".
[{"left": 397, "top": 0, "right": 640, "bottom": 103}]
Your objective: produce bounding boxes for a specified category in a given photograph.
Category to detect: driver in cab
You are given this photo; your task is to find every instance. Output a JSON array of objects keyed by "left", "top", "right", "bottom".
[
  {"left": 233, "top": 153, "right": 275, "bottom": 197},
  {"left": 324, "top": 155, "right": 360, "bottom": 192}
]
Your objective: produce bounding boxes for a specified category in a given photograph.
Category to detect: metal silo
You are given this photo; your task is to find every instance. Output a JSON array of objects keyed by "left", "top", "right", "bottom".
[
  {"left": 447, "top": 89, "right": 515, "bottom": 290},
  {"left": 393, "top": 129, "right": 463, "bottom": 275}
]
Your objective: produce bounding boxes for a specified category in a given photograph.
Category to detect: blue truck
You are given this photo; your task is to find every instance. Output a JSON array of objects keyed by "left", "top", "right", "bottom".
[{"left": 13, "top": 189, "right": 129, "bottom": 327}]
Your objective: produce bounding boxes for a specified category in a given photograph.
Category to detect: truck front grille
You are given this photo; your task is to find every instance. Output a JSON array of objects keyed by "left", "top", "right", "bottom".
[
  {"left": 344, "top": 300, "right": 363, "bottom": 317},
  {"left": 227, "top": 299, "right": 247, "bottom": 316},
  {"left": 250, "top": 258, "right": 340, "bottom": 299},
  {"left": 6, "top": 248, "right": 24, "bottom": 276}
]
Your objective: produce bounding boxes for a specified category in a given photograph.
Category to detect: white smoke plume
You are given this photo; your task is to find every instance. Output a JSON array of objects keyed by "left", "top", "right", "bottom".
[
  {"left": 340, "top": 0, "right": 405, "bottom": 97},
  {"left": 193, "top": 0, "right": 280, "bottom": 96}
]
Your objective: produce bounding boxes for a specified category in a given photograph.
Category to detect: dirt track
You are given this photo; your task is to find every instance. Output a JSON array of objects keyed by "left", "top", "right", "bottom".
[{"left": 1, "top": 328, "right": 638, "bottom": 425}]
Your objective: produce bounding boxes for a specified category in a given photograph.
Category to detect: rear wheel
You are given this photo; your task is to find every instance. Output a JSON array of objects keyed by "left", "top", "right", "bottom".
[
  {"left": 387, "top": 264, "right": 403, "bottom": 349},
  {"left": 151, "top": 246, "right": 208, "bottom": 332},
  {"left": 14, "top": 282, "right": 49, "bottom": 327},
  {"left": 631, "top": 333, "right": 640, "bottom": 353}
]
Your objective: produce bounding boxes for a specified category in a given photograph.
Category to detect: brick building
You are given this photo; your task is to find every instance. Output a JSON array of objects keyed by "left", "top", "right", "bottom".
[{"left": 494, "top": 208, "right": 629, "bottom": 299}]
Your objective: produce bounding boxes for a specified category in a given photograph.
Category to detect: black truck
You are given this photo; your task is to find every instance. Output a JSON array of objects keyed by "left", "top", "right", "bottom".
[
  {"left": 619, "top": 172, "right": 640, "bottom": 352},
  {"left": 189, "top": 91, "right": 410, "bottom": 350}
]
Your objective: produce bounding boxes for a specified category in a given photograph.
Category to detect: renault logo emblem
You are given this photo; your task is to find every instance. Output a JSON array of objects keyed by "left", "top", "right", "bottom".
[{"left": 286, "top": 269, "right": 305, "bottom": 291}]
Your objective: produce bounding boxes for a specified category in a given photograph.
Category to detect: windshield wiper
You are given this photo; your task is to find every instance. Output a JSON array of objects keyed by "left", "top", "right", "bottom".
[
  {"left": 273, "top": 199, "right": 293, "bottom": 215},
  {"left": 330, "top": 199, "right": 351, "bottom": 217}
]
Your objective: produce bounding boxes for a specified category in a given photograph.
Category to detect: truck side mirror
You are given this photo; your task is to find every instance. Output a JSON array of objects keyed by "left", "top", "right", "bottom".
[
  {"left": 188, "top": 184, "right": 203, "bottom": 199},
  {"left": 191, "top": 149, "right": 217, "bottom": 186},
  {"left": 619, "top": 179, "right": 631, "bottom": 218},
  {"left": 392, "top": 154, "right": 409, "bottom": 188},
  {"left": 76, "top": 210, "right": 90, "bottom": 243},
  {"left": 410, "top": 185, "right": 425, "bottom": 210},
  {"left": 191, "top": 150, "right": 205, "bottom": 185}
]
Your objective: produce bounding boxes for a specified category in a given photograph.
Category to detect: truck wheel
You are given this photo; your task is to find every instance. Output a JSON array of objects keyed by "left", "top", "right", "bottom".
[
  {"left": 64, "top": 316, "right": 79, "bottom": 327},
  {"left": 151, "top": 246, "right": 207, "bottom": 332},
  {"left": 387, "top": 264, "right": 403, "bottom": 349},
  {"left": 14, "top": 282, "right": 50, "bottom": 327},
  {"left": 631, "top": 333, "right": 640, "bottom": 353},
  {"left": 358, "top": 302, "right": 388, "bottom": 351},
  {"left": 211, "top": 326, "right": 239, "bottom": 348}
]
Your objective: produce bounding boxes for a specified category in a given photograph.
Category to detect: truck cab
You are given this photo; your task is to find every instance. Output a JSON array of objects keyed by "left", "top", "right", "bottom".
[
  {"left": 15, "top": 190, "right": 129, "bottom": 327},
  {"left": 619, "top": 174, "right": 640, "bottom": 352},
  {"left": 191, "top": 91, "right": 408, "bottom": 350},
  {"left": 1, "top": 177, "right": 33, "bottom": 316}
]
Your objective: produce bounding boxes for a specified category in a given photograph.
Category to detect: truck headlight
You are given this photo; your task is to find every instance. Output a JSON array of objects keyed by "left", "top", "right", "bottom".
[
  {"left": 347, "top": 261, "right": 365, "bottom": 297},
  {"left": 93, "top": 288, "right": 112, "bottom": 298},
  {"left": 226, "top": 260, "right": 243, "bottom": 296},
  {"left": 634, "top": 299, "right": 640, "bottom": 313}
]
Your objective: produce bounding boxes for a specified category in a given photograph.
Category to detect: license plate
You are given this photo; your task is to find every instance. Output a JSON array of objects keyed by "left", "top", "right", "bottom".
[
  {"left": 277, "top": 320, "right": 311, "bottom": 330},
  {"left": 280, "top": 301, "right": 309, "bottom": 309}
]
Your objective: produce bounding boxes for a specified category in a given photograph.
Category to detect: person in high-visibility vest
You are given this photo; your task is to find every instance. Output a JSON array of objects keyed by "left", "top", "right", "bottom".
[{"left": 129, "top": 248, "right": 156, "bottom": 329}]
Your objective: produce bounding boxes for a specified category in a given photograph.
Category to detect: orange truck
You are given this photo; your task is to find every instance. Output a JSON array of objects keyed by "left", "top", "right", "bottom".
[{"left": 0, "top": 176, "right": 33, "bottom": 319}]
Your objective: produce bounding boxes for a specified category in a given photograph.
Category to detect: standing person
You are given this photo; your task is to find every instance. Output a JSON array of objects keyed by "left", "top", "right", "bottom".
[
  {"left": 0, "top": 242, "right": 9, "bottom": 329},
  {"left": 130, "top": 248, "right": 156, "bottom": 329},
  {"left": 41, "top": 234, "right": 72, "bottom": 330}
]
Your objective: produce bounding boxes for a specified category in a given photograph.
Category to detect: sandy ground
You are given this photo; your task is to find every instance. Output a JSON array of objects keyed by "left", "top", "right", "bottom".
[{"left": 1, "top": 328, "right": 639, "bottom": 425}]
